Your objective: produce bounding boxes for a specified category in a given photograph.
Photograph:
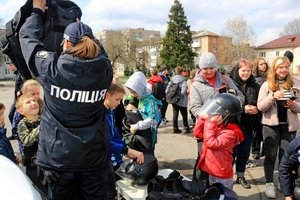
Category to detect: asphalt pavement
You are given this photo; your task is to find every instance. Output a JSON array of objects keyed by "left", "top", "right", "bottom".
[{"left": 0, "top": 80, "right": 285, "bottom": 199}]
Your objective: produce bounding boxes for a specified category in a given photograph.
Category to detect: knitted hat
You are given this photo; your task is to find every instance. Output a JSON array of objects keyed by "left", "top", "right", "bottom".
[
  {"left": 284, "top": 50, "right": 294, "bottom": 63},
  {"left": 198, "top": 52, "right": 218, "bottom": 69}
]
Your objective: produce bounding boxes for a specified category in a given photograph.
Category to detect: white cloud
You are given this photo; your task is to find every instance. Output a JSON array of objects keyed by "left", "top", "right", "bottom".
[
  {"left": 257, "top": 28, "right": 280, "bottom": 46},
  {"left": 0, "top": 0, "right": 300, "bottom": 46}
]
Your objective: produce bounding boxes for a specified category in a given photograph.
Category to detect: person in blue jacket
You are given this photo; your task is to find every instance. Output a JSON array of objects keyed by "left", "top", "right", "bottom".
[
  {"left": 19, "top": 0, "right": 113, "bottom": 199},
  {"left": 279, "top": 136, "right": 300, "bottom": 200},
  {"left": 104, "top": 82, "right": 144, "bottom": 200}
]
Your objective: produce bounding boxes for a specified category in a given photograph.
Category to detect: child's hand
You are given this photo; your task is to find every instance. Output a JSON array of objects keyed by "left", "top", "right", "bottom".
[
  {"left": 15, "top": 154, "right": 21, "bottom": 165},
  {"left": 130, "top": 125, "right": 137, "bottom": 134},
  {"left": 127, "top": 149, "right": 144, "bottom": 164},
  {"left": 208, "top": 115, "right": 222, "bottom": 123}
]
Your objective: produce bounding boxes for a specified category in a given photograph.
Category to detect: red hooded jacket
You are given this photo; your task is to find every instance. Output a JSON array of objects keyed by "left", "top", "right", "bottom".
[
  {"left": 194, "top": 119, "right": 244, "bottom": 179},
  {"left": 147, "top": 75, "right": 163, "bottom": 89}
]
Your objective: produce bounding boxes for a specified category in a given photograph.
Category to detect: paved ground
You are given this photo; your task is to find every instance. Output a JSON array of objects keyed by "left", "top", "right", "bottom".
[{"left": 0, "top": 80, "right": 285, "bottom": 199}]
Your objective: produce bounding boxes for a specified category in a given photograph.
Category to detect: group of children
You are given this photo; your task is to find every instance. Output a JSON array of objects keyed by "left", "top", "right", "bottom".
[
  {"left": 1, "top": 71, "right": 162, "bottom": 199},
  {"left": 3, "top": 65, "right": 300, "bottom": 199},
  {"left": 1, "top": 79, "right": 46, "bottom": 193}
]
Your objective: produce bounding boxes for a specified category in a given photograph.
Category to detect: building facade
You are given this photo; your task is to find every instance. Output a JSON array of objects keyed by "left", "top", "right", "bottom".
[{"left": 256, "top": 34, "right": 300, "bottom": 74}]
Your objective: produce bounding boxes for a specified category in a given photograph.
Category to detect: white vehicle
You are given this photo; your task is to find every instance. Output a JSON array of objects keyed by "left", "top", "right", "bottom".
[{"left": 0, "top": 155, "right": 45, "bottom": 200}]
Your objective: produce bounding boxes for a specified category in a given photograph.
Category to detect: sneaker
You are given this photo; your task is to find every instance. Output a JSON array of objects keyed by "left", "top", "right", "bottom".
[
  {"left": 265, "top": 183, "right": 276, "bottom": 199},
  {"left": 246, "top": 160, "right": 257, "bottom": 168},
  {"left": 236, "top": 176, "right": 251, "bottom": 189}
]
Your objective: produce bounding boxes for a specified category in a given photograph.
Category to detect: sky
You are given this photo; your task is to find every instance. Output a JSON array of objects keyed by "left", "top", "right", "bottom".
[{"left": 0, "top": 0, "right": 299, "bottom": 46}]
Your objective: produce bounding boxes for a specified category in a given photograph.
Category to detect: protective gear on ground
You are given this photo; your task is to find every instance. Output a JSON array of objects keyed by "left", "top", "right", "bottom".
[{"left": 118, "top": 154, "right": 158, "bottom": 185}]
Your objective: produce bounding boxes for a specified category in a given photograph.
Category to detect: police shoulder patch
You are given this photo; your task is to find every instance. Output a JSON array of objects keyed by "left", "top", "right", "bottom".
[{"left": 37, "top": 51, "right": 49, "bottom": 59}]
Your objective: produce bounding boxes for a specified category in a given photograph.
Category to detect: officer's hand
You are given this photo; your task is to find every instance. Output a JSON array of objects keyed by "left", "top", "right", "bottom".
[
  {"left": 43, "top": 170, "right": 60, "bottom": 184},
  {"left": 37, "top": 166, "right": 60, "bottom": 185},
  {"left": 33, "top": 0, "right": 46, "bottom": 12}
]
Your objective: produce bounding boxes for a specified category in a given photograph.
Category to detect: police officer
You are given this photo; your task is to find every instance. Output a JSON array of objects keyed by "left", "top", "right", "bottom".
[{"left": 19, "top": 0, "right": 113, "bottom": 199}]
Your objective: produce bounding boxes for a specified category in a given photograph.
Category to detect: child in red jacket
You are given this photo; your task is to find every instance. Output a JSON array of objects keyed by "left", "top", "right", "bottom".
[{"left": 193, "top": 93, "right": 244, "bottom": 189}]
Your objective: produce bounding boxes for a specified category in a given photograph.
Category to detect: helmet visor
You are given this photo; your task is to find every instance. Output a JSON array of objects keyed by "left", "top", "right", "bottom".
[{"left": 199, "top": 99, "right": 229, "bottom": 117}]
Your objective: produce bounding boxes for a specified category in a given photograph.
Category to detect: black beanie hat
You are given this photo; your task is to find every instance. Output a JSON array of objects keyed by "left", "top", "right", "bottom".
[{"left": 284, "top": 50, "right": 294, "bottom": 62}]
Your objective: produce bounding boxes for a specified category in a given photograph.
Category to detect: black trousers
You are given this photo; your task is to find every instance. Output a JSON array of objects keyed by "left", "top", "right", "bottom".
[
  {"left": 48, "top": 167, "right": 108, "bottom": 200},
  {"left": 172, "top": 104, "right": 188, "bottom": 129},
  {"left": 26, "top": 166, "right": 47, "bottom": 195},
  {"left": 263, "top": 124, "right": 296, "bottom": 183},
  {"left": 160, "top": 99, "right": 168, "bottom": 119},
  {"left": 252, "top": 123, "right": 263, "bottom": 155}
]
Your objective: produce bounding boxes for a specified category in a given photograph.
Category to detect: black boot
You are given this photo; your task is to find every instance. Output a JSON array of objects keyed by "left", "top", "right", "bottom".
[
  {"left": 184, "top": 127, "right": 191, "bottom": 133},
  {"left": 173, "top": 128, "right": 182, "bottom": 134}
]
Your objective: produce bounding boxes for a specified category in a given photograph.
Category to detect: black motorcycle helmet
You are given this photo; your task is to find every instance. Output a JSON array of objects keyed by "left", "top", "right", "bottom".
[
  {"left": 124, "top": 154, "right": 158, "bottom": 185},
  {"left": 199, "top": 93, "right": 242, "bottom": 123}
]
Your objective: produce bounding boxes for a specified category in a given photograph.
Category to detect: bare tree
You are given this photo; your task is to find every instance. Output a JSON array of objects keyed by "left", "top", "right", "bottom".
[
  {"left": 280, "top": 18, "right": 300, "bottom": 36},
  {"left": 222, "top": 16, "right": 256, "bottom": 60},
  {"left": 103, "top": 31, "right": 127, "bottom": 69}
]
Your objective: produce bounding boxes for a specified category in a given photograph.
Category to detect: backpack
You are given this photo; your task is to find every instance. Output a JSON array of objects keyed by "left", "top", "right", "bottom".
[
  {"left": 0, "top": 0, "right": 82, "bottom": 80},
  {"left": 166, "top": 81, "right": 181, "bottom": 104},
  {"left": 153, "top": 82, "right": 165, "bottom": 101}
]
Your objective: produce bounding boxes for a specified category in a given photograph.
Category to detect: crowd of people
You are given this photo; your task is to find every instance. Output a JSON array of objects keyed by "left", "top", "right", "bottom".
[{"left": 1, "top": 0, "right": 300, "bottom": 200}]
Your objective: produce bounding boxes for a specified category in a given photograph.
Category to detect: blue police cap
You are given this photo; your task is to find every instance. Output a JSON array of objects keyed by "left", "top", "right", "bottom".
[{"left": 63, "top": 22, "right": 94, "bottom": 45}]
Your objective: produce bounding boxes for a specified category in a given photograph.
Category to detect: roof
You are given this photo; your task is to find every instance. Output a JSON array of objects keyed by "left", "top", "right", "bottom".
[
  {"left": 192, "top": 30, "right": 219, "bottom": 37},
  {"left": 257, "top": 34, "right": 300, "bottom": 49}
]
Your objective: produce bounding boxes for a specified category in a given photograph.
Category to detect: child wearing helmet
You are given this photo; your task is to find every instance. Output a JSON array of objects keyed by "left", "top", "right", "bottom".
[{"left": 194, "top": 93, "right": 244, "bottom": 189}]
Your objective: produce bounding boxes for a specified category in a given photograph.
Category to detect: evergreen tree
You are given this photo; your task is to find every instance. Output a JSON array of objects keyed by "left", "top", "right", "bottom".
[{"left": 160, "top": 0, "right": 196, "bottom": 70}]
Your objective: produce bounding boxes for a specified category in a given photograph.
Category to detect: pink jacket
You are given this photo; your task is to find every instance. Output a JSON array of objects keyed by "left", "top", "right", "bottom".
[
  {"left": 257, "top": 81, "right": 300, "bottom": 132},
  {"left": 196, "top": 120, "right": 244, "bottom": 179}
]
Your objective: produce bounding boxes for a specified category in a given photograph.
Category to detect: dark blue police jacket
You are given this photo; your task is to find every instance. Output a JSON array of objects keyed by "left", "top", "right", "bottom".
[{"left": 19, "top": 10, "right": 113, "bottom": 171}]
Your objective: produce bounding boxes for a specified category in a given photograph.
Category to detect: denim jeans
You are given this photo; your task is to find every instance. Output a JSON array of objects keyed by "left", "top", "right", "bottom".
[{"left": 233, "top": 129, "right": 254, "bottom": 176}]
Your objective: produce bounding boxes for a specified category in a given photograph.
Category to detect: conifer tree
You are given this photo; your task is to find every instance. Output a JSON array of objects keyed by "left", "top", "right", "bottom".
[{"left": 160, "top": 0, "right": 196, "bottom": 69}]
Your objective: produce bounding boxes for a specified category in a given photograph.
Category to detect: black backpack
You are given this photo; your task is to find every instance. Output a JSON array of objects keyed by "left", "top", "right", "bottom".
[
  {"left": 0, "top": 0, "right": 82, "bottom": 80},
  {"left": 153, "top": 82, "right": 165, "bottom": 101},
  {"left": 166, "top": 81, "right": 181, "bottom": 104}
]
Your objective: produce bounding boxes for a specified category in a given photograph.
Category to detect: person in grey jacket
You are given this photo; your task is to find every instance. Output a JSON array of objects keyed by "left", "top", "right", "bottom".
[
  {"left": 190, "top": 52, "right": 244, "bottom": 119},
  {"left": 166, "top": 66, "right": 190, "bottom": 133},
  {"left": 190, "top": 52, "right": 245, "bottom": 155}
]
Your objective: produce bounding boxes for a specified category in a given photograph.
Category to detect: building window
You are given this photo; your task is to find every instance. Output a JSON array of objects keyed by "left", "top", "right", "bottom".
[
  {"left": 276, "top": 51, "right": 279, "bottom": 57},
  {"left": 259, "top": 52, "right": 266, "bottom": 58}
]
